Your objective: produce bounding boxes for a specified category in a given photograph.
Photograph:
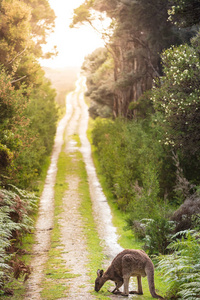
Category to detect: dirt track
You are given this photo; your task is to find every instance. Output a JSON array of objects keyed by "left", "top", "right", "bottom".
[{"left": 24, "top": 75, "right": 126, "bottom": 299}]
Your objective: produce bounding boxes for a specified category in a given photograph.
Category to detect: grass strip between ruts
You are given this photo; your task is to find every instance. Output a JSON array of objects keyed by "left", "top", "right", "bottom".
[{"left": 40, "top": 147, "right": 79, "bottom": 299}]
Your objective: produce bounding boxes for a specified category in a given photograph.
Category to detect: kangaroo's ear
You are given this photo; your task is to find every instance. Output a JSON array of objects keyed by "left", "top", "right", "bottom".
[{"left": 97, "top": 269, "right": 104, "bottom": 277}]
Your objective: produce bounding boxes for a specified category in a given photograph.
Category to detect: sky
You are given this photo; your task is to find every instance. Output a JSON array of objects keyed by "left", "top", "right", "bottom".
[{"left": 40, "top": 0, "right": 105, "bottom": 69}]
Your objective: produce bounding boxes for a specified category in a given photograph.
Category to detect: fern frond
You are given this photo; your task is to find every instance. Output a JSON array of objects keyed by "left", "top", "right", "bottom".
[
  {"left": 0, "top": 184, "right": 38, "bottom": 289},
  {"left": 158, "top": 230, "right": 200, "bottom": 298}
]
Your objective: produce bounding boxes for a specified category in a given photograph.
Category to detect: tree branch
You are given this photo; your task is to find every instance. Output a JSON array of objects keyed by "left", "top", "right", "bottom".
[
  {"left": 11, "top": 75, "right": 27, "bottom": 84},
  {"left": 8, "top": 47, "right": 27, "bottom": 65},
  {"left": 119, "top": 0, "right": 138, "bottom": 5}
]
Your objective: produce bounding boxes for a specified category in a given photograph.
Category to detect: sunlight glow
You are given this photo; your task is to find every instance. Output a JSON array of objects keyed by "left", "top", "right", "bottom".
[{"left": 41, "top": 0, "right": 107, "bottom": 69}]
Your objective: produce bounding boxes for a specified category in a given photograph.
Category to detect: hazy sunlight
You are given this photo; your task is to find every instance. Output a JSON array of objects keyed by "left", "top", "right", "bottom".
[{"left": 41, "top": 0, "right": 106, "bottom": 69}]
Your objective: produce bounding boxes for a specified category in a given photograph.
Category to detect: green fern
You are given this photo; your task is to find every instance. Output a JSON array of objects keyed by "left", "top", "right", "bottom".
[
  {"left": 0, "top": 185, "right": 38, "bottom": 292},
  {"left": 0, "top": 208, "right": 16, "bottom": 289},
  {"left": 158, "top": 230, "right": 200, "bottom": 299}
]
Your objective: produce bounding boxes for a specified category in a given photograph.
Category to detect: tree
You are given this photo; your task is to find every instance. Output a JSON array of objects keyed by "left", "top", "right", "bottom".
[
  {"left": 0, "top": 0, "right": 58, "bottom": 293},
  {"left": 0, "top": 0, "right": 56, "bottom": 83},
  {"left": 72, "top": 0, "right": 189, "bottom": 118},
  {"left": 24, "top": 0, "right": 56, "bottom": 57},
  {"left": 0, "top": 0, "right": 32, "bottom": 67},
  {"left": 151, "top": 33, "right": 200, "bottom": 183},
  {"left": 82, "top": 48, "right": 114, "bottom": 118}
]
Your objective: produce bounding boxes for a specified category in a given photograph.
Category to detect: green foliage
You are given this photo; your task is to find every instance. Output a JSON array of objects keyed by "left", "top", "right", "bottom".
[
  {"left": 24, "top": 0, "right": 55, "bottom": 47},
  {"left": 168, "top": 0, "right": 200, "bottom": 27},
  {"left": 75, "top": 0, "right": 189, "bottom": 117},
  {"left": 12, "top": 79, "right": 58, "bottom": 188},
  {"left": 139, "top": 218, "right": 175, "bottom": 255},
  {"left": 92, "top": 118, "right": 174, "bottom": 215},
  {"left": 0, "top": 68, "right": 28, "bottom": 126},
  {"left": 0, "top": 67, "right": 58, "bottom": 188},
  {"left": 83, "top": 48, "right": 114, "bottom": 118},
  {"left": 70, "top": 3, "right": 93, "bottom": 27},
  {"left": 0, "top": 186, "right": 37, "bottom": 292},
  {"left": 0, "top": 0, "right": 58, "bottom": 188},
  {"left": 0, "top": 143, "right": 13, "bottom": 172},
  {"left": 158, "top": 230, "right": 200, "bottom": 299},
  {"left": 151, "top": 32, "right": 200, "bottom": 183},
  {"left": 0, "top": 0, "right": 31, "bottom": 68}
]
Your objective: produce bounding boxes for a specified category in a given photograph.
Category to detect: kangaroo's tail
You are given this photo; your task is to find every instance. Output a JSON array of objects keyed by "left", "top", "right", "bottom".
[{"left": 145, "top": 261, "right": 164, "bottom": 299}]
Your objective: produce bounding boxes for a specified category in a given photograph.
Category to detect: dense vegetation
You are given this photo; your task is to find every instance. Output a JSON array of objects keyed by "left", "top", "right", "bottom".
[
  {"left": 72, "top": 0, "right": 200, "bottom": 298},
  {"left": 0, "top": 0, "right": 59, "bottom": 294},
  {"left": 0, "top": 0, "right": 58, "bottom": 189},
  {"left": 0, "top": 186, "right": 37, "bottom": 294}
]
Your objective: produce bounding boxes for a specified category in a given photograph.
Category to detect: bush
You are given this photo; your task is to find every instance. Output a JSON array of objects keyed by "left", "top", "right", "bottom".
[
  {"left": 92, "top": 117, "right": 175, "bottom": 215},
  {"left": 0, "top": 144, "right": 13, "bottom": 174},
  {"left": 139, "top": 218, "right": 175, "bottom": 255},
  {"left": 0, "top": 67, "right": 58, "bottom": 189},
  {"left": 151, "top": 36, "right": 200, "bottom": 184}
]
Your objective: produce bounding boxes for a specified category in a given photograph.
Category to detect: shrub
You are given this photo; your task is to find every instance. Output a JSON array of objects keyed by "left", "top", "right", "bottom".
[
  {"left": 151, "top": 37, "right": 200, "bottom": 184},
  {"left": 0, "top": 144, "right": 13, "bottom": 170},
  {"left": 140, "top": 218, "right": 175, "bottom": 255},
  {"left": 92, "top": 117, "right": 175, "bottom": 214}
]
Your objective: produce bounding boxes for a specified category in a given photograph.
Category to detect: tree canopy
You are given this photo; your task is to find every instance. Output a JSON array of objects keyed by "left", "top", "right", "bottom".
[{"left": 72, "top": 0, "right": 193, "bottom": 118}]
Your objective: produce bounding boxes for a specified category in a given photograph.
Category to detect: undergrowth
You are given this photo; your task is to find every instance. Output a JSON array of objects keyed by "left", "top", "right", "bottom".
[
  {"left": 158, "top": 230, "right": 200, "bottom": 299},
  {"left": 0, "top": 154, "right": 51, "bottom": 299},
  {"left": 0, "top": 186, "right": 38, "bottom": 296}
]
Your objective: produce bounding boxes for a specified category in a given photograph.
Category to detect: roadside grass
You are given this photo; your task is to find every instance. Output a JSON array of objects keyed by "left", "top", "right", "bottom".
[{"left": 36, "top": 156, "right": 52, "bottom": 196}]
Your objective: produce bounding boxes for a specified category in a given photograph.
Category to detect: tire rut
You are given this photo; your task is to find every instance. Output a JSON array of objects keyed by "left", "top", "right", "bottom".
[{"left": 24, "top": 101, "right": 70, "bottom": 300}]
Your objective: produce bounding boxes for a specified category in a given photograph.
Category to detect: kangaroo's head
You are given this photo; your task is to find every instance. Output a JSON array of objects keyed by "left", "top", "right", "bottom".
[{"left": 95, "top": 269, "right": 105, "bottom": 292}]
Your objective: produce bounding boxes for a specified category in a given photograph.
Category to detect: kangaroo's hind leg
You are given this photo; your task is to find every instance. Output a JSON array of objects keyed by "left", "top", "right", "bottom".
[
  {"left": 129, "top": 275, "right": 143, "bottom": 295},
  {"left": 121, "top": 276, "right": 130, "bottom": 296}
]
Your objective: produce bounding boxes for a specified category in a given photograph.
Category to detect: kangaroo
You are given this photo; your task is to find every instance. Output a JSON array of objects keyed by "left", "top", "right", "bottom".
[{"left": 95, "top": 249, "right": 163, "bottom": 298}]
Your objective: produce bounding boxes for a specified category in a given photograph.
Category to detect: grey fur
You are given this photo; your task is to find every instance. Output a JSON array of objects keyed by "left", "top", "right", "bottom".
[{"left": 95, "top": 249, "right": 163, "bottom": 298}]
